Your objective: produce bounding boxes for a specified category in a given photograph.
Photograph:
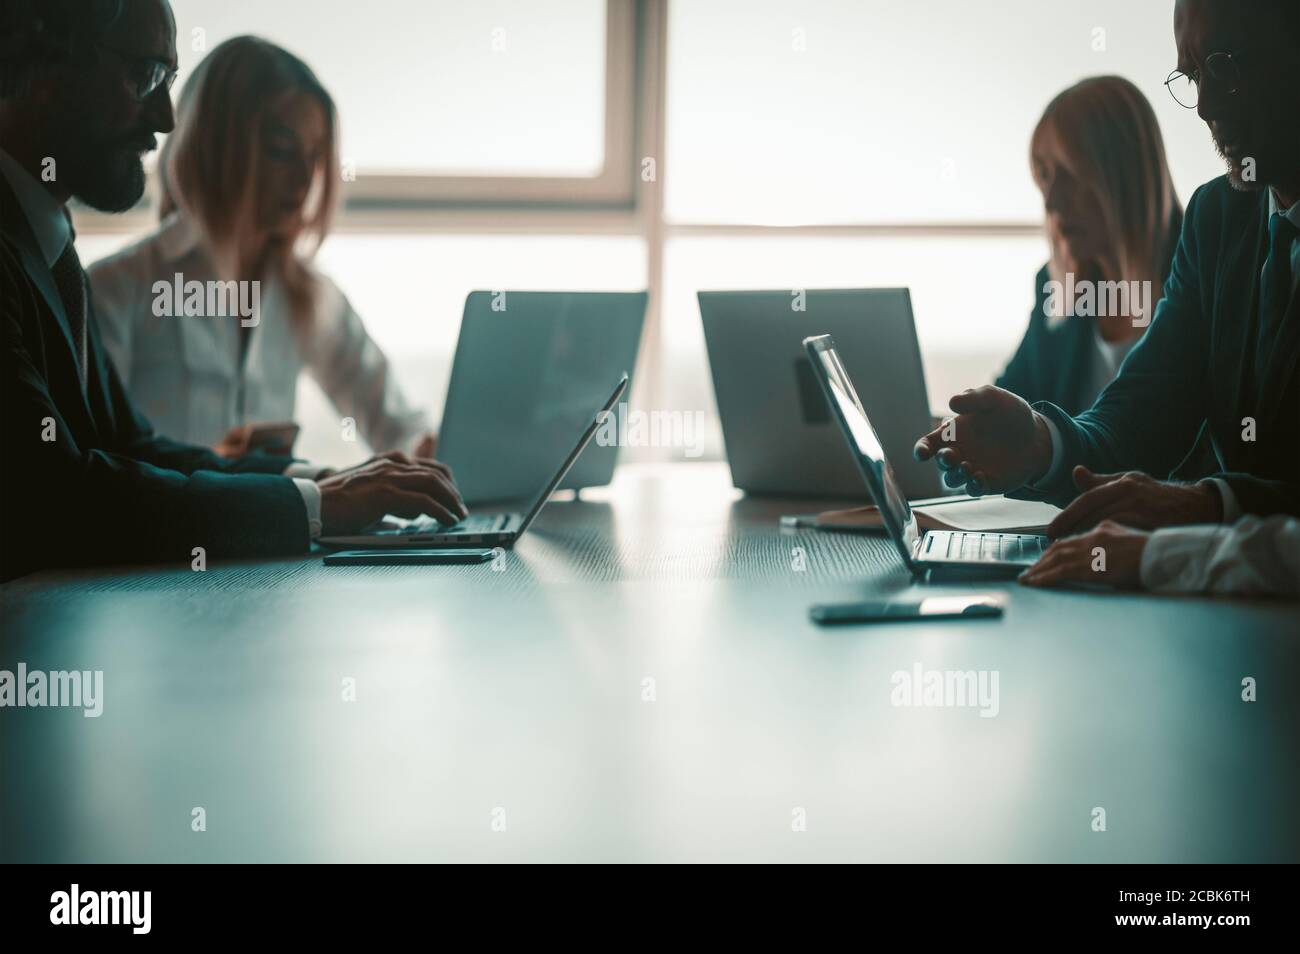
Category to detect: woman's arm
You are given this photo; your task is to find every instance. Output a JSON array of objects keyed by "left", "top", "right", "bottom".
[
  {"left": 1140, "top": 516, "right": 1300, "bottom": 598},
  {"left": 300, "top": 275, "right": 434, "bottom": 455},
  {"left": 1020, "top": 515, "right": 1300, "bottom": 598}
]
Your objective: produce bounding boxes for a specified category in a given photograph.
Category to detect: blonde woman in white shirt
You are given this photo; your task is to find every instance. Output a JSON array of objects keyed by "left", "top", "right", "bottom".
[{"left": 89, "top": 35, "right": 435, "bottom": 459}]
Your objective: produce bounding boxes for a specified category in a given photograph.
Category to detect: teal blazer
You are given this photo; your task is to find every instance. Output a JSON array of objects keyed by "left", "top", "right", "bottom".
[
  {"left": 995, "top": 264, "right": 1097, "bottom": 417},
  {"left": 0, "top": 178, "right": 310, "bottom": 580},
  {"left": 1017, "top": 176, "right": 1299, "bottom": 517}
]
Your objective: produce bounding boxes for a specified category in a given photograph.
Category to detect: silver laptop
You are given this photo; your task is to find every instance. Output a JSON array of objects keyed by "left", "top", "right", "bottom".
[
  {"left": 804, "top": 335, "right": 1046, "bottom": 573},
  {"left": 437, "top": 291, "right": 647, "bottom": 504},
  {"left": 699, "top": 289, "right": 943, "bottom": 500},
  {"left": 321, "top": 375, "right": 628, "bottom": 549}
]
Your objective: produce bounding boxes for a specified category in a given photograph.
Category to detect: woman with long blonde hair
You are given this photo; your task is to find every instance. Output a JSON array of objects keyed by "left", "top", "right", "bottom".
[
  {"left": 996, "top": 75, "right": 1183, "bottom": 415},
  {"left": 89, "top": 35, "right": 434, "bottom": 458}
]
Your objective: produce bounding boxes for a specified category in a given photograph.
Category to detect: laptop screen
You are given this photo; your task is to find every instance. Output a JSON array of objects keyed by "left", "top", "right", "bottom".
[{"left": 804, "top": 336, "right": 919, "bottom": 566}]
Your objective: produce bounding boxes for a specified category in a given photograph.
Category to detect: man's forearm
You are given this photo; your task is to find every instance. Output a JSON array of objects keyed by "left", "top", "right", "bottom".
[{"left": 124, "top": 433, "right": 295, "bottom": 477}]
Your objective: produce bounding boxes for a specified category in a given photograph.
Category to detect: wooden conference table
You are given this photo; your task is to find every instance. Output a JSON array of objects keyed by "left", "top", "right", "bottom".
[{"left": 2, "top": 463, "right": 1296, "bottom": 862}]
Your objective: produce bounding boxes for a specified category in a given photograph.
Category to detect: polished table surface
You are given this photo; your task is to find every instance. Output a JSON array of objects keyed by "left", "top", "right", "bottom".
[{"left": 2, "top": 463, "right": 1297, "bottom": 862}]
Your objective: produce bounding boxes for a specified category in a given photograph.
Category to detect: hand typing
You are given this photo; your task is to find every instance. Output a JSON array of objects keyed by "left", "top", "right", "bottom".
[
  {"left": 1046, "top": 466, "right": 1222, "bottom": 539},
  {"left": 318, "top": 453, "right": 466, "bottom": 534}
]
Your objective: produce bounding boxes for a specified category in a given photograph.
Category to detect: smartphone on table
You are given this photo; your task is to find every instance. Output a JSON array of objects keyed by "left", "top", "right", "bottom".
[
  {"left": 246, "top": 421, "right": 301, "bottom": 456},
  {"left": 323, "top": 548, "right": 497, "bottom": 566},
  {"left": 809, "top": 594, "right": 1004, "bottom": 625}
]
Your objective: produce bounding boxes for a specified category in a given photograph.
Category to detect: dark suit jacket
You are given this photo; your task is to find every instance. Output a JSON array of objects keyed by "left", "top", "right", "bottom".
[
  {"left": 995, "top": 264, "right": 1097, "bottom": 416},
  {"left": 1, "top": 179, "right": 309, "bottom": 581},
  {"left": 1019, "top": 175, "right": 1299, "bottom": 517}
]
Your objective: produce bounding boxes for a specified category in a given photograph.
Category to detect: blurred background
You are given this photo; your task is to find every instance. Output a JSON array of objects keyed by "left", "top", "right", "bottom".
[{"left": 73, "top": 0, "right": 1225, "bottom": 466}]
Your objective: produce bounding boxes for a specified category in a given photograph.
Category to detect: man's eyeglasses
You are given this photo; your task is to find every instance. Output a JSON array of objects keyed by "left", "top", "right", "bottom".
[
  {"left": 1165, "top": 51, "right": 1242, "bottom": 109},
  {"left": 98, "top": 43, "right": 178, "bottom": 101}
]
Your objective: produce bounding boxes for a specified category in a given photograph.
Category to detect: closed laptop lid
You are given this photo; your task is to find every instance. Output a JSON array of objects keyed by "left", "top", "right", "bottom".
[{"left": 699, "top": 288, "right": 940, "bottom": 500}]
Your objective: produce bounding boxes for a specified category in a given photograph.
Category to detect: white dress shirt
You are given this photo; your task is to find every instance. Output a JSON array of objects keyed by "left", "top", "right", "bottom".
[
  {"left": 1141, "top": 515, "right": 1300, "bottom": 597},
  {"left": 88, "top": 212, "right": 430, "bottom": 455},
  {"left": 1085, "top": 328, "right": 1138, "bottom": 411},
  {"left": 0, "top": 147, "right": 70, "bottom": 267},
  {"left": 1034, "top": 188, "right": 1300, "bottom": 519},
  {"left": 0, "top": 149, "right": 322, "bottom": 540}
]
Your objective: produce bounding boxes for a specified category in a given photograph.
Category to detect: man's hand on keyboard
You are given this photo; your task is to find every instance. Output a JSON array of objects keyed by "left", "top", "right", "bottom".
[
  {"left": 1045, "top": 467, "right": 1222, "bottom": 539},
  {"left": 319, "top": 456, "right": 468, "bottom": 535},
  {"left": 1018, "top": 520, "right": 1149, "bottom": 589},
  {"left": 315, "top": 449, "right": 449, "bottom": 481}
]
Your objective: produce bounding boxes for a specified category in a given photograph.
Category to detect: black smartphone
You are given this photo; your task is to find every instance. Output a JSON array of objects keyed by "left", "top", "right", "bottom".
[
  {"left": 246, "top": 421, "right": 301, "bottom": 456},
  {"left": 323, "top": 548, "right": 498, "bottom": 566},
  {"left": 809, "top": 594, "right": 1004, "bottom": 625}
]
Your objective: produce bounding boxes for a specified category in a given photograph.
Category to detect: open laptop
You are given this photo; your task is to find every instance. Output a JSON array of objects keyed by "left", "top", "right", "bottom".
[
  {"left": 437, "top": 291, "right": 647, "bottom": 504},
  {"left": 321, "top": 375, "right": 628, "bottom": 549},
  {"left": 699, "top": 289, "right": 942, "bottom": 499},
  {"left": 803, "top": 335, "right": 1046, "bottom": 573}
]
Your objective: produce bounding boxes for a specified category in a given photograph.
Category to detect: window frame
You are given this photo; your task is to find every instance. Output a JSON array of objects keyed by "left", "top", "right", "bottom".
[
  {"left": 342, "top": 0, "right": 639, "bottom": 209},
  {"left": 71, "top": 0, "right": 1048, "bottom": 444}
]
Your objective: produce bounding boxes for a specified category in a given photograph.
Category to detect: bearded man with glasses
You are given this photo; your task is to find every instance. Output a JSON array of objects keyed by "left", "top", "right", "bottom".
[
  {"left": 0, "top": 0, "right": 465, "bottom": 580},
  {"left": 914, "top": 0, "right": 1300, "bottom": 589}
]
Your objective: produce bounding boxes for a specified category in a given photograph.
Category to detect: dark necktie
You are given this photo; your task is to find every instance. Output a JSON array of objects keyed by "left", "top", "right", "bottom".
[
  {"left": 1256, "top": 212, "right": 1299, "bottom": 388},
  {"left": 50, "top": 236, "right": 89, "bottom": 394}
]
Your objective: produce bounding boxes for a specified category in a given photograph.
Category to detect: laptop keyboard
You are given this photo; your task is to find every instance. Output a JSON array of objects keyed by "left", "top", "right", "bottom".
[
  {"left": 374, "top": 513, "right": 511, "bottom": 537},
  {"left": 923, "top": 531, "right": 1046, "bottom": 565}
]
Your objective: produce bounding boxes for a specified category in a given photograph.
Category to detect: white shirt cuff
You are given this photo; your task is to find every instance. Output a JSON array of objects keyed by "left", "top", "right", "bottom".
[
  {"left": 1027, "top": 415, "right": 1065, "bottom": 489},
  {"left": 1205, "top": 478, "right": 1240, "bottom": 522},
  {"left": 1139, "top": 524, "right": 1225, "bottom": 593},
  {"left": 285, "top": 461, "right": 330, "bottom": 480},
  {"left": 292, "top": 478, "right": 323, "bottom": 540}
]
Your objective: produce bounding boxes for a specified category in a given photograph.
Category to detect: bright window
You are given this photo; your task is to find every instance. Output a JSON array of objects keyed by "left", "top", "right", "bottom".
[
  {"left": 75, "top": 1, "right": 1232, "bottom": 465},
  {"left": 664, "top": 0, "right": 1225, "bottom": 225},
  {"left": 171, "top": 0, "right": 606, "bottom": 176}
]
